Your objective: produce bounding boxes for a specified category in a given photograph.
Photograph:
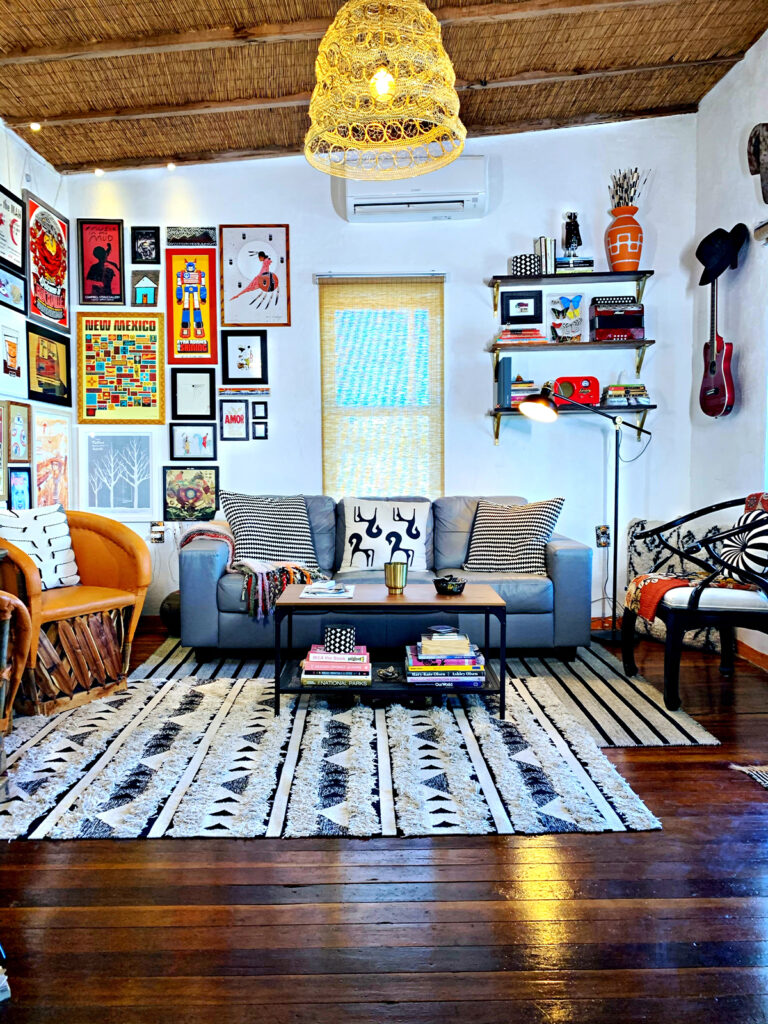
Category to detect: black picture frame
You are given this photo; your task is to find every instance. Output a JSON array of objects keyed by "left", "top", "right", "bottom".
[
  {"left": 26, "top": 322, "right": 72, "bottom": 407},
  {"left": 252, "top": 421, "right": 268, "bottom": 440},
  {"left": 170, "top": 368, "right": 216, "bottom": 421},
  {"left": 251, "top": 400, "right": 268, "bottom": 420},
  {"left": 219, "top": 398, "right": 250, "bottom": 441},
  {"left": 131, "top": 226, "right": 161, "bottom": 265},
  {"left": 0, "top": 265, "right": 27, "bottom": 316},
  {"left": 162, "top": 465, "right": 219, "bottom": 521},
  {"left": 500, "top": 290, "right": 543, "bottom": 326},
  {"left": 8, "top": 465, "right": 32, "bottom": 510},
  {"left": 221, "top": 330, "right": 268, "bottom": 385},
  {"left": 168, "top": 421, "right": 218, "bottom": 461},
  {"left": 77, "top": 219, "right": 126, "bottom": 305},
  {"left": 0, "top": 183, "right": 26, "bottom": 276}
]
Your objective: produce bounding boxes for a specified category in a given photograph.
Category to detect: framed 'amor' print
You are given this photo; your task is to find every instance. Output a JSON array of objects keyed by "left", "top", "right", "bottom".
[
  {"left": 77, "top": 312, "right": 164, "bottom": 424},
  {"left": 24, "top": 190, "right": 70, "bottom": 334},
  {"left": 219, "top": 225, "right": 290, "bottom": 327}
]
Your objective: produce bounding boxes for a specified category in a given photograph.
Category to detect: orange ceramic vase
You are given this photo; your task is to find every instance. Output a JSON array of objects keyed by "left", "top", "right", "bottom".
[{"left": 606, "top": 205, "right": 643, "bottom": 271}]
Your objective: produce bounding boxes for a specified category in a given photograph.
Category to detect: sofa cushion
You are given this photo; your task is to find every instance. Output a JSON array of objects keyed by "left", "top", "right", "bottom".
[
  {"left": 336, "top": 498, "right": 430, "bottom": 573},
  {"left": 219, "top": 492, "right": 323, "bottom": 572},
  {"left": 432, "top": 496, "right": 528, "bottom": 570},
  {"left": 438, "top": 568, "right": 554, "bottom": 614},
  {"left": 335, "top": 496, "right": 434, "bottom": 571},
  {"left": 464, "top": 498, "right": 564, "bottom": 575}
]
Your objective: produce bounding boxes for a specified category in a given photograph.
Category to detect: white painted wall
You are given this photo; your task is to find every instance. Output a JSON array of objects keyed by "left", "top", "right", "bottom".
[
  {"left": 693, "top": 30, "right": 768, "bottom": 651},
  {"left": 64, "top": 115, "right": 698, "bottom": 613}
]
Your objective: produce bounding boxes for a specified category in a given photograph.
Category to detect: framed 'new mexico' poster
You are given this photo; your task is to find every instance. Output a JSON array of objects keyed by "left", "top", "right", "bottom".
[
  {"left": 77, "top": 312, "right": 165, "bottom": 424},
  {"left": 23, "top": 190, "right": 70, "bottom": 334},
  {"left": 165, "top": 247, "right": 218, "bottom": 364}
]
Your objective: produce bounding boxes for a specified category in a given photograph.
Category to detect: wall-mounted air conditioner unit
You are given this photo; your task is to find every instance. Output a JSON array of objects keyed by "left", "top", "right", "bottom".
[{"left": 333, "top": 156, "right": 489, "bottom": 223}]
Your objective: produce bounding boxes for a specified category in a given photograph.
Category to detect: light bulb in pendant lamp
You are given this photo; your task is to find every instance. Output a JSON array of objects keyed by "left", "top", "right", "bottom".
[{"left": 304, "top": 0, "right": 466, "bottom": 180}]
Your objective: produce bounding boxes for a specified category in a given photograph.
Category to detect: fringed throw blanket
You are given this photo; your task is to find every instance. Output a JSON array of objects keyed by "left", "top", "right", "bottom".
[{"left": 180, "top": 526, "right": 328, "bottom": 621}]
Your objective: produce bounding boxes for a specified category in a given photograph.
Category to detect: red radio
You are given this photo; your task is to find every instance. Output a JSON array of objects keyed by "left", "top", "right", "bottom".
[{"left": 553, "top": 376, "right": 600, "bottom": 406}]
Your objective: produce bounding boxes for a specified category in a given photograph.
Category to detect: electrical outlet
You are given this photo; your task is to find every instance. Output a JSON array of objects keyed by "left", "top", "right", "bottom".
[{"left": 595, "top": 524, "right": 611, "bottom": 548}]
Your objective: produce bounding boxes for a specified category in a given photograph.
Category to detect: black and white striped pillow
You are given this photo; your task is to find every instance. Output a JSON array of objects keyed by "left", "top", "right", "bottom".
[
  {"left": 463, "top": 498, "right": 564, "bottom": 575},
  {"left": 720, "top": 511, "right": 768, "bottom": 582},
  {"left": 0, "top": 504, "right": 80, "bottom": 590},
  {"left": 220, "top": 492, "right": 321, "bottom": 572}
]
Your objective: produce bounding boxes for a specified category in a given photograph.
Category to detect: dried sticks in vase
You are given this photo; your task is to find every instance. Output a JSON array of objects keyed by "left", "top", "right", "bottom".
[{"left": 609, "top": 168, "right": 650, "bottom": 209}]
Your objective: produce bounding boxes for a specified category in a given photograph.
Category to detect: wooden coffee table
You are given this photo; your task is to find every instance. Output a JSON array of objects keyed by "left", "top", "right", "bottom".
[{"left": 273, "top": 583, "right": 507, "bottom": 718}]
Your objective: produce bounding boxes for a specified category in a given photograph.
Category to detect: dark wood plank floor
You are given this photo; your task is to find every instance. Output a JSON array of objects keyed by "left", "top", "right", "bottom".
[{"left": 2, "top": 625, "right": 768, "bottom": 1023}]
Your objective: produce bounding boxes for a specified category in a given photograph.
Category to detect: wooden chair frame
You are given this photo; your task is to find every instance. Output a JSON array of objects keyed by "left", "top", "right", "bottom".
[{"left": 622, "top": 497, "right": 768, "bottom": 709}]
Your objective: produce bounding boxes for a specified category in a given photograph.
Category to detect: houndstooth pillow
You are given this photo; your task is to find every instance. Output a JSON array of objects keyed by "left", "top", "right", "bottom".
[
  {"left": 464, "top": 498, "right": 564, "bottom": 575},
  {"left": 219, "top": 492, "right": 321, "bottom": 572},
  {"left": 0, "top": 503, "right": 80, "bottom": 590}
]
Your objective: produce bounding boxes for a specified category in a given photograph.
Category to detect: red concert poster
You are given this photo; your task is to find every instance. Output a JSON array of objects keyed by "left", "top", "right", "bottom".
[
  {"left": 24, "top": 191, "right": 71, "bottom": 334},
  {"left": 77, "top": 219, "right": 125, "bottom": 304}
]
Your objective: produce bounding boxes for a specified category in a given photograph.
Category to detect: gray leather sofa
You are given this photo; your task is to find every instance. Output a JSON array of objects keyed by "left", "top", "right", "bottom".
[{"left": 179, "top": 494, "right": 592, "bottom": 655}]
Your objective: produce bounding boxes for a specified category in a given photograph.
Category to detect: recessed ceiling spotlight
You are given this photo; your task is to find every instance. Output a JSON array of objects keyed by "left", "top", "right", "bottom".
[
  {"left": 167, "top": 162, "right": 176, "bottom": 171},
  {"left": 29, "top": 122, "right": 41, "bottom": 132},
  {"left": 94, "top": 168, "right": 105, "bottom": 176}
]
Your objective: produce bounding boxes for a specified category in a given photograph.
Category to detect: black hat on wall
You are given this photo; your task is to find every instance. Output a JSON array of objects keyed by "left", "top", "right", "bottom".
[
  {"left": 695, "top": 223, "right": 749, "bottom": 285},
  {"left": 748, "top": 123, "right": 768, "bottom": 204}
]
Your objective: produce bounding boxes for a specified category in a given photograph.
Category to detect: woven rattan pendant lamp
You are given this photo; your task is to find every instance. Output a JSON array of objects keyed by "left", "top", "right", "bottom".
[{"left": 304, "top": 0, "right": 466, "bottom": 179}]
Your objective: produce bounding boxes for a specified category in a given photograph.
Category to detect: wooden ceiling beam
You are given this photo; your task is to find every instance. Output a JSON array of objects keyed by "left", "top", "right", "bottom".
[
  {"left": 55, "top": 100, "right": 698, "bottom": 174},
  {"left": 0, "top": 0, "right": 681, "bottom": 67},
  {"left": 6, "top": 55, "right": 740, "bottom": 128}
]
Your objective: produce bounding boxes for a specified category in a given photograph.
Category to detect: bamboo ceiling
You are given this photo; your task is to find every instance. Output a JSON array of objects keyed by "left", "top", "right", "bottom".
[{"left": 1, "top": 0, "right": 766, "bottom": 173}]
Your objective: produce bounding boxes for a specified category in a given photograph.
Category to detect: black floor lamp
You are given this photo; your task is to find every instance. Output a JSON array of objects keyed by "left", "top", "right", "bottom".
[{"left": 518, "top": 382, "right": 652, "bottom": 643}]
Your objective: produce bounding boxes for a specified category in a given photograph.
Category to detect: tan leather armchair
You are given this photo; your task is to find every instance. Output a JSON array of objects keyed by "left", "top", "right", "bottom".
[{"left": 0, "top": 512, "right": 152, "bottom": 717}]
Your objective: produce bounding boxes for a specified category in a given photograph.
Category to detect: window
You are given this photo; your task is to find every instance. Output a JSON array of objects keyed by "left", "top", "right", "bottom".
[{"left": 319, "top": 275, "right": 444, "bottom": 496}]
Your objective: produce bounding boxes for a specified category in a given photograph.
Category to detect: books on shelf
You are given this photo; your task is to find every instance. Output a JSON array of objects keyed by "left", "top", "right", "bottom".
[
  {"left": 301, "top": 644, "right": 372, "bottom": 686},
  {"left": 601, "top": 383, "right": 651, "bottom": 407},
  {"left": 419, "top": 626, "right": 473, "bottom": 657},
  {"left": 495, "top": 327, "right": 548, "bottom": 346},
  {"left": 495, "top": 358, "right": 538, "bottom": 409},
  {"left": 555, "top": 256, "right": 595, "bottom": 274},
  {"left": 534, "top": 236, "right": 556, "bottom": 274}
]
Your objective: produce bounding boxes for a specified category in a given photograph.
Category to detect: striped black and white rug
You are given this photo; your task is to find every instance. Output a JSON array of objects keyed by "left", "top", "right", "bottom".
[{"left": 0, "top": 642, "right": 716, "bottom": 840}]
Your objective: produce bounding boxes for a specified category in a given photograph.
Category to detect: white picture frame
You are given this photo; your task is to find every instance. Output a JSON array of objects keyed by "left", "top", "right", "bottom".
[
  {"left": 79, "top": 429, "right": 156, "bottom": 520},
  {"left": 0, "top": 314, "right": 28, "bottom": 399}
]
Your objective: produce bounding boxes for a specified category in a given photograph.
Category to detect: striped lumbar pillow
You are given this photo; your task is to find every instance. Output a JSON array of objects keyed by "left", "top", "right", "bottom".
[
  {"left": 0, "top": 504, "right": 80, "bottom": 590},
  {"left": 219, "top": 492, "right": 321, "bottom": 572},
  {"left": 463, "top": 497, "right": 564, "bottom": 575}
]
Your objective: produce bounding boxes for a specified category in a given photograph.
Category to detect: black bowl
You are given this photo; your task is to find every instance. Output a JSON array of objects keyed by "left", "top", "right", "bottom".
[{"left": 434, "top": 575, "right": 467, "bottom": 596}]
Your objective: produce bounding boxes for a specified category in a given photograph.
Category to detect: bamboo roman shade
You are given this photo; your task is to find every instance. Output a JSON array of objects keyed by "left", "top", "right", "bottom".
[{"left": 319, "top": 275, "right": 444, "bottom": 497}]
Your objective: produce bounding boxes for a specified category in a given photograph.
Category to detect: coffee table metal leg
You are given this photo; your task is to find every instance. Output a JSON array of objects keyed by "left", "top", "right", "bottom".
[
  {"left": 498, "top": 609, "right": 506, "bottom": 721},
  {"left": 274, "top": 610, "right": 283, "bottom": 716}
]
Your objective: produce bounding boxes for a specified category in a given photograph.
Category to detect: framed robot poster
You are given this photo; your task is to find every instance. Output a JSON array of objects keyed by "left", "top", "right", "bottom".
[
  {"left": 165, "top": 247, "right": 218, "bottom": 364},
  {"left": 219, "top": 225, "right": 290, "bottom": 327},
  {"left": 23, "top": 190, "right": 70, "bottom": 334}
]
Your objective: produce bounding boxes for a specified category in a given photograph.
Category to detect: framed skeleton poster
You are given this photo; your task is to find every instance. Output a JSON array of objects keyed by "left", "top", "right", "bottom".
[{"left": 219, "top": 225, "right": 290, "bottom": 327}]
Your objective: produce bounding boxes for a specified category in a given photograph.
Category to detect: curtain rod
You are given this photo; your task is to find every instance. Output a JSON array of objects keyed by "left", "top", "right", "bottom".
[{"left": 313, "top": 272, "right": 447, "bottom": 283}]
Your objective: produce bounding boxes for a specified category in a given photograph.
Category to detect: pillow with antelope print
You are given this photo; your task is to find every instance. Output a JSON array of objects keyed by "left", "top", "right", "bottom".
[{"left": 336, "top": 498, "right": 430, "bottom": 573}]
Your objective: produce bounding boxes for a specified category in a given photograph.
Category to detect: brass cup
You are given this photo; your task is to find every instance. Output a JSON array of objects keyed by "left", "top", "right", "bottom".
[{"left": 384, "top": 561, "right": 408, "bottom": 594}]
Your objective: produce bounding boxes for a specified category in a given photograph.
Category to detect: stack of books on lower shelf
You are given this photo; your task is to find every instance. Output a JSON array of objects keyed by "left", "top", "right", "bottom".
[
  {"left": 495, "top": 327, "right": 548, "bottom": 346},
  {"left": 405, "top": 628, "right": 486, "bottom": 688},
  {"left": 602, "top": 383, "right": 651, "bottom": 407},
  {"left": 300, "top": 644, "right": 372, "bottom": 687}
]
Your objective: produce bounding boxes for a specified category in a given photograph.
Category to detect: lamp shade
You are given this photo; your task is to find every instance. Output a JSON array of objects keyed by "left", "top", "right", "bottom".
[
  {"left": 304, "top": 0, "right": 466, "bottom": 179},
  {"left": 518, "top": 385, "right": 559, "bottom": 423}
]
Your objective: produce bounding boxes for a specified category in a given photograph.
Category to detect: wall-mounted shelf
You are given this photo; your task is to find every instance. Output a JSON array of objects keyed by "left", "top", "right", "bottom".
[
  {"left": 491, "top": 339, "right": 655, "bottom": 376},
  {"left": 490, "top": 404, "right": 657, "bottom": 444},
  {"left": 489, "top": 269, "right": 655, "bottom": 314}
]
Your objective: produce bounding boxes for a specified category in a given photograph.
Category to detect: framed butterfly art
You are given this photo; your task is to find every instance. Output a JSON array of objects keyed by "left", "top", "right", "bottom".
[{"left": 549, "top": 294, "right": 584, "bottom": 343}]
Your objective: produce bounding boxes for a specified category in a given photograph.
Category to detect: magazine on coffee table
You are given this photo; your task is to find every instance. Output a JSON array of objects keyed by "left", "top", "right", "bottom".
[{"left": 300, "top": 581, "right": 355, "bottom": 600}]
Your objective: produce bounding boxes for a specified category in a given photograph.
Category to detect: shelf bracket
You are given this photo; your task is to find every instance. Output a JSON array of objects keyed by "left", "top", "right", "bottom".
[
  {"left": 493, "top": 412, "right": 501, "bottom": 445},
  {"left": 636, "top": 273, "right": 649, "bottom": 303},
  {"left": 633, "top": 409, "right": 649, "bottom": 441},
  {"left": 492, "top": 280, "right": 500, "bottom": 316},
  {"left": 635, "top": 343, "right": 650, "bottom": 377}
]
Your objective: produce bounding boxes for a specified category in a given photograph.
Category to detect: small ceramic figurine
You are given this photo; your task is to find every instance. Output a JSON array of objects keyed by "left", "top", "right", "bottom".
[{"left": 564, "top": 211, "right": 582, "bottom": 257}]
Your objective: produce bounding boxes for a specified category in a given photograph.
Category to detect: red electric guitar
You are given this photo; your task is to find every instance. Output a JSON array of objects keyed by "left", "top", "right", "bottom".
[{"left": 699, "top": 278, "right": 734, "bottom": 417}]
